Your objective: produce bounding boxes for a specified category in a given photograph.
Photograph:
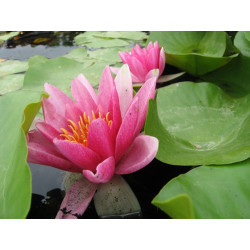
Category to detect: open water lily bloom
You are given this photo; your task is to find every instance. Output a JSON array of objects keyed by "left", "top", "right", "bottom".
[
  {"left": 27, "top": 64, "right": 159, "bottom": 218},
  {"left": 112, "top": 41, "right": 165, "bottom": 83}
]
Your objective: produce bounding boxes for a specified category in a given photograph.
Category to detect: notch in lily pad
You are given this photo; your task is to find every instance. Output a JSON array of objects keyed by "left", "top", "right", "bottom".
[{"left": 148, "top": 31, "right": 238, "bottom": 76}]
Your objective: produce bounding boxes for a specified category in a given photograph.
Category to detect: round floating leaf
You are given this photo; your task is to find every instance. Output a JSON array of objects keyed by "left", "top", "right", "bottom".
[
  {"left": 23, "top": 57, "right": 95, "bottom": 96},
  {"left": 244, "top": 31, "right": 250, "bottom": 41},
  {"left": 0, "top": 60, "right": 28, "bottom": 77},
  {"left": 63, "top": 47, "right": 88, "bottom": 63},
  {"left": 148, "top": 31, "right": 237, "bottom": 76},
  {"left": 0, "top": 74, "right": 24, "bottom": 95},
  {"left": 86, "top": 47, "right": 127, "bottom": 64},
  {"left": 75, "top": 32, "right": 129, "bottom": 48},
  {"left": 203, "top": 31, "right": 250, "bottom": 97},
  {"left": 152, "top": 159, "right": 250, "bottom": 219},
  {"left": 93, "top": 31, "right": 148, "bottom": 41},
  {"left": 28, "top": 55, "right": 48, "bottom": 66},
  {"left": 0, "top": 90, "right": 43, "bottom": 218},
  {"left": 234, "top": 31, "right": 250, "bottom": 57},
  {"left": 145, "top": 82, "right": 250, "bottom": 166}
]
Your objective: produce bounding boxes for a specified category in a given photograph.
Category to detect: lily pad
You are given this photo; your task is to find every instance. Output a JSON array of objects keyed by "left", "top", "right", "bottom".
[
  {"left": 23, "top": 56, "right": 96, "bottom": 96},
  {"left": 28, "top": 55, "right": 48, "bottom": 66},
  {"left": 244, "top": 31, "right": 250, "bottom": 41},
  {"left": 145, "top": 82, "right": 250, "bottom": 166},
  {"left": 92, "top": 31, "right": 148, "bottom": 41},
  {"left": 152, "top": 158, "right": 250, "bottom": 219},
  {"left": 86, "top": 47, "right": 127, "bottom": 64},
  {"left": 63, "top": 47, "right": 88, "bottom": 63},
  {"left": 0, "top": 60, "right": 28, "bottom": 77},
  {"left": 0, "top": 74, "right": 24, "bottom": 95},
  {"left": 148, "top": 31, "right": 238, "bottom": 76},
  {"left": 0, "top": 90, "right": 43, "bottom": 218},
  {"left": 75, "top": 32, "right": 129, "bottom": 48},
  {"left": 202, "top": 31, "right": 250, "bottom": 97}
]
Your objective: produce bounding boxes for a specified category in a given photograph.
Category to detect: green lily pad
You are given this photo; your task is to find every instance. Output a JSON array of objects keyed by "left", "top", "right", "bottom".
[
  {"left": 75, "top": 32, "right": 129, "bottom": 48},
  {"left": 152, "top": 158, "right": 250, "bottom": 219},
  {"left": 0, "top": 60, "right": 28, "bottom": 77},
  {"left": 81, "top": 61, "right": 107, "bottom": 87},
  {"left": 92, "top": 31, "right": 148, "bottom": 41},
  {"left": 28, "top": 55, "right": 48, "bottom": 67},
  {"left": 0, "top": 74, "right": 24, "bottom": 95},
  {"left": 23, "top": 56, "right": 96, "bottom": 96},
  {"left": 0, "top": 90, "right": 43, "bottom": 218},
  {"left": 86, "top": 47, "right": 126, "bottom": 64},
  {"left": 244, "top": 31, "right": 250, "bottom": 41},
  {"left": 202, "top": 31, "right": 250, "bottom": 97},
  {"left": 145, "top": 82, "right": 250, "bottom": 166},
  {"left": 148, "top": 31, "right": 238, "bottom": 76},
  {"left": 63, "top": 47, "right": 88, "bottom": 63}
]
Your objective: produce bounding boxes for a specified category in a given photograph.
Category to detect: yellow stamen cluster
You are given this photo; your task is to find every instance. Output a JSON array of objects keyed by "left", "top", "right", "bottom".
[{"left": 60, "top": 111, "right": 112, "bottom": 147}]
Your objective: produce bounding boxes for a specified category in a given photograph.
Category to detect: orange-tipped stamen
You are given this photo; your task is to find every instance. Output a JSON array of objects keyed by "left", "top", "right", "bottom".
[{"left": 60, "top": 110, "right": 112, "bottom": 147}]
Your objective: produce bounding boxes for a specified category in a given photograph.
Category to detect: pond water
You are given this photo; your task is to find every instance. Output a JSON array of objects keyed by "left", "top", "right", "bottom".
[{"left": 1, "top": 31, "right": 191, "bottom": 219}]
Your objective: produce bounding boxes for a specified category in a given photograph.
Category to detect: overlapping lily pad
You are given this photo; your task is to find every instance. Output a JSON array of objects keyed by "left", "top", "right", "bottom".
[
  {"left": 148, "top": 31, "right": 238, "bottom": 76},
  {"left": 23, "top": 56, "right": 96, "bottom": 96},
  {"left": 145, "top": 82, "right": 250, "bottom": 166},
  {"left": 202, "top": 31, "right": 250, "bottom": 97},
  {"left": 152, "top": 158, "right": 250, "bottom": 219},
  {"left": 75, "top": 31, "right": 147, "bottom": 49},
  {"left": 0, "top": 59, "right": 29, "bottom": 95},
  {"left": 0, "top": 90, "right": 43, "bottom": 218},
  {"left": 0, "top": 74, "right": 24, "bottom": 95}
]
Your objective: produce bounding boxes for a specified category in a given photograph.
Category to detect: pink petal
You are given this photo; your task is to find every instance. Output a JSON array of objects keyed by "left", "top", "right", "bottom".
[
  {"left": 133, "top": 76, "right": 157, "bottom": 138},
  {"left": 27, "top": 130, "right": 80, "bottom": 172},
  {"left": 42, "top": 97, "right": 68, "bottom": 131},
  {"left": 36, "top": 122, "right": 60, "bottom": 142},
  {"left": 115, "top": 134, "right": 159, "bottom": 175},
  {"left": 130, "top": 57, "right": 148, "bottom": 82},
  {"left": 97, "top": 66, "right": 115, "bottom": 113},
  {"left": 65, "top": 103, "right": 83, "bottom": 124},
  {"left": 82, "top": 156, "right": 115, "bottom": 184},
  {"left": 87, "top": 118, "right": 114, "bottom": 160},
  {"left": 159, "top": 47, "right": 166, "bottom": 76},
  {"left": 118, "top": 52, "right": 127, "bottom": 63},
  {"left": 44, "top": 83, "right": 73, "bottom": 117},
  {"left": 115, "top": 97, "right": 139, "bottom": 163},
  {"left": 56, "top": 177, "right": 98, "bottom": 219},
  {"left": 147, "top": 41, "right": 154, "bottom": 50},
  {"left": 114, "top": 64, "right": 133, "bottom": 118},
  {"left": 153, "top": 41, "right": 160, "bottom": 51},
  {"left": 53, "top": 139, "right": 102, "bottom": 172},
  {"left": 108, "top": 86, "right": 122, "bottom": 139},
  {"left": 71, "top": 77, "right": 97, "bottom": 114},
  {"left": 147, "top": 47, "right": 158, "bottom": 70},
  {"left": 77, "top": 74, "right": 98, "bottom": 104}
]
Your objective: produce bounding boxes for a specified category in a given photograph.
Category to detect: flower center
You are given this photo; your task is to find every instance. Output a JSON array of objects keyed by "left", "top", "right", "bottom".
[{"left": 60, "top": 110, "right": 112, "bottom": 147}]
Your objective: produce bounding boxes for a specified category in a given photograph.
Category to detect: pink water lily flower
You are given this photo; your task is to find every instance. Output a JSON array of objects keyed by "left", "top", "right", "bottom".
[
  {"left": 112, "top": 41, "right": 165, "bottom": 83},
  {"left": 27, "top": 64, "right": 158, "bottom": 219}
]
